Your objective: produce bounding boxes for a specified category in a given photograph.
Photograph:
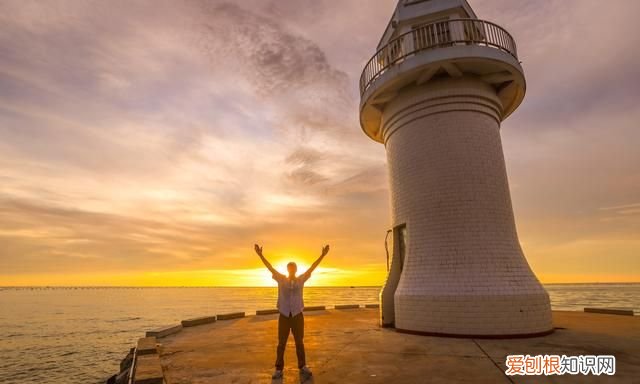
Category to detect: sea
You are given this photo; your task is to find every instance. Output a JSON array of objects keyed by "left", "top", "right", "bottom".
[{"left": 0, "top": 284, "right": 638, "bottom": 384}]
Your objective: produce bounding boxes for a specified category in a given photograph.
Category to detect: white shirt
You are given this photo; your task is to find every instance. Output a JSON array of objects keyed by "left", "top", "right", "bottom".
[{"left": 273, "top": 272, "right": 310, "bottom": 317}]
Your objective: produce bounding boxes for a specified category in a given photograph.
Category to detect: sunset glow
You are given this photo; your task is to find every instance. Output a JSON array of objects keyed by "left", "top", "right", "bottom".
[{"left": 1, "top": 0, "right": 639, "bottom": 287}]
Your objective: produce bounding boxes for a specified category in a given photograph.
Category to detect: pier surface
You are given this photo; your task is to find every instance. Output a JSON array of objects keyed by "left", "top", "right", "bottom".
[{"left": 157, "top": 309, "right": 639, "bottom": 383}]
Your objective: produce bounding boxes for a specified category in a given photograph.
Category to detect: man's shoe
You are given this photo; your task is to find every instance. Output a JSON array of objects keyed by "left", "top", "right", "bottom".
[
  {"left": 272, "top": 370, "right": 283, "bottom": 379},
  {"left": 300, "top": 366, "right": 313, "bottom": 379}
]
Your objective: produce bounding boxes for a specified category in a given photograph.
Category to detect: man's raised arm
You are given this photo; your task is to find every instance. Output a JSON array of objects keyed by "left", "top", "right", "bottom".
[
  {"left": 302, "top": 245, "right": 330, "bottom": 278},
  {"left": 254, "top": 244, "right": 281, "bottom": 276}
]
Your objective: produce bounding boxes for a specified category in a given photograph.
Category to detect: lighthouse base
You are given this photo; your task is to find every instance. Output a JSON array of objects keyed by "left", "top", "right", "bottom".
[{"left": 394, "top": 290, "right": 553, "bottom": 337}]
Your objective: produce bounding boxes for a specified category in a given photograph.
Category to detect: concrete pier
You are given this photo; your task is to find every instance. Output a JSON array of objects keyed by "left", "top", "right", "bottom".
[{"left": 150, "top": 308, "right": 638, "bottom": 383}]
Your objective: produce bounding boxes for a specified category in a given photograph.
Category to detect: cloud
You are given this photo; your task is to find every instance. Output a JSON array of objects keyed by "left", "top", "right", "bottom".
[
  {"left": 0, "top": 0, "right": 638, "bottom": 284},
  {"left": 475, "top": 0, "right": 640, "bottom": 127},
  {"left": 192, "top": 1, "right": 358, "bottom": 142}
]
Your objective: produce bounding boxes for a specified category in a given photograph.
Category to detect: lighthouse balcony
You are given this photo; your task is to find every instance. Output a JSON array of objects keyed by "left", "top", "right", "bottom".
[{"left": 359, "top": 18, "right": 526, "bottom": 142}]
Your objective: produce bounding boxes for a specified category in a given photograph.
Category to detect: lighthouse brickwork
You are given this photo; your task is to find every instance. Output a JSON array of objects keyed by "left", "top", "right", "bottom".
[{"left": 359, "top": 0, "right": 553, "bottom": 336}]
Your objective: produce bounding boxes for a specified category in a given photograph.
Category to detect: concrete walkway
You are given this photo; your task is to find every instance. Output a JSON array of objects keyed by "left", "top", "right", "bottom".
[{"left": 158, "top": 309, "right": 639, "bottom": 384}]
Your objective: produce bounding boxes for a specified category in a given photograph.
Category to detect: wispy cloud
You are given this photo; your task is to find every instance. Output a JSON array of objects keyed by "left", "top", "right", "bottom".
[{"left": 0, "top": 0, "right": 638, "bottom": 284}]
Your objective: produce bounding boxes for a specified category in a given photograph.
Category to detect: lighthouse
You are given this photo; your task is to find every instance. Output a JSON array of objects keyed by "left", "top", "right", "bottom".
[{"left": 360, "top": 0, "right": 553, "bottom": 336}]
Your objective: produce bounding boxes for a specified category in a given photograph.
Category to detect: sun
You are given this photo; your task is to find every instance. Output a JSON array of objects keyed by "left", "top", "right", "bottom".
[
  {"left": 273, "top": 261, "right": 311, "bottom": 275},
  {"left": 252, "top": 260, "right": 312, "bottom": 287}
]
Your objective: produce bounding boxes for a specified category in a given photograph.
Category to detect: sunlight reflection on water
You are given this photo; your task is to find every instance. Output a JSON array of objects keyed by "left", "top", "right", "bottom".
[{"left": 0, "top": 284, "right": 638, "bottom": 384}]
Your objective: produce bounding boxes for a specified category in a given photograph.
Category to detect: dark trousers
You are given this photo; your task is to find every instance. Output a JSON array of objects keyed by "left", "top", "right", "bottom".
[{"left": 275, "top": 313, "right": 306, "bottom": 370}]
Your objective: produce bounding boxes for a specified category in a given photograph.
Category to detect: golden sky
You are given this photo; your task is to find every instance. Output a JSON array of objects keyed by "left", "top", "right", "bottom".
[{"left": 0, "top": 0, "right": 639, "bottom": 286}]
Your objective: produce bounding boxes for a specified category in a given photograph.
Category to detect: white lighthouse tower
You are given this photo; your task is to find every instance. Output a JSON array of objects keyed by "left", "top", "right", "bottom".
[{"left": 360, "top": 0, "right": 553, "bottom": 336}]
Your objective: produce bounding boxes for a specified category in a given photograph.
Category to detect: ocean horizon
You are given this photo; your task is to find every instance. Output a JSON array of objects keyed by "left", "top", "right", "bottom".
[
  {"left": 3, "top": 282, "right": 639, "bottom": 288},
  {"left": 1, "top": 284, "right": 638, "bottom": 384}
]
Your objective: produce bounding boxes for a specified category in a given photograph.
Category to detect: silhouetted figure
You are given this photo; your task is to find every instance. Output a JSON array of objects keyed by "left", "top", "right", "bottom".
[{"left": 254, "top": 243, "right": 330, "bottom": 380}]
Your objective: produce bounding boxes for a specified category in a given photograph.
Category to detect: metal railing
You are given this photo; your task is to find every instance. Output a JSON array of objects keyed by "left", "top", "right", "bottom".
[{"left": 360, "top": 19, "right": 518, "bottom": 96}]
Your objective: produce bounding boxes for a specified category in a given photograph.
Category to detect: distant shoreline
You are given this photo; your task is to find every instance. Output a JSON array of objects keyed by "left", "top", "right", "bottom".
[{"left": 2, "top": 282, "right": 639, "bottom": 289}]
